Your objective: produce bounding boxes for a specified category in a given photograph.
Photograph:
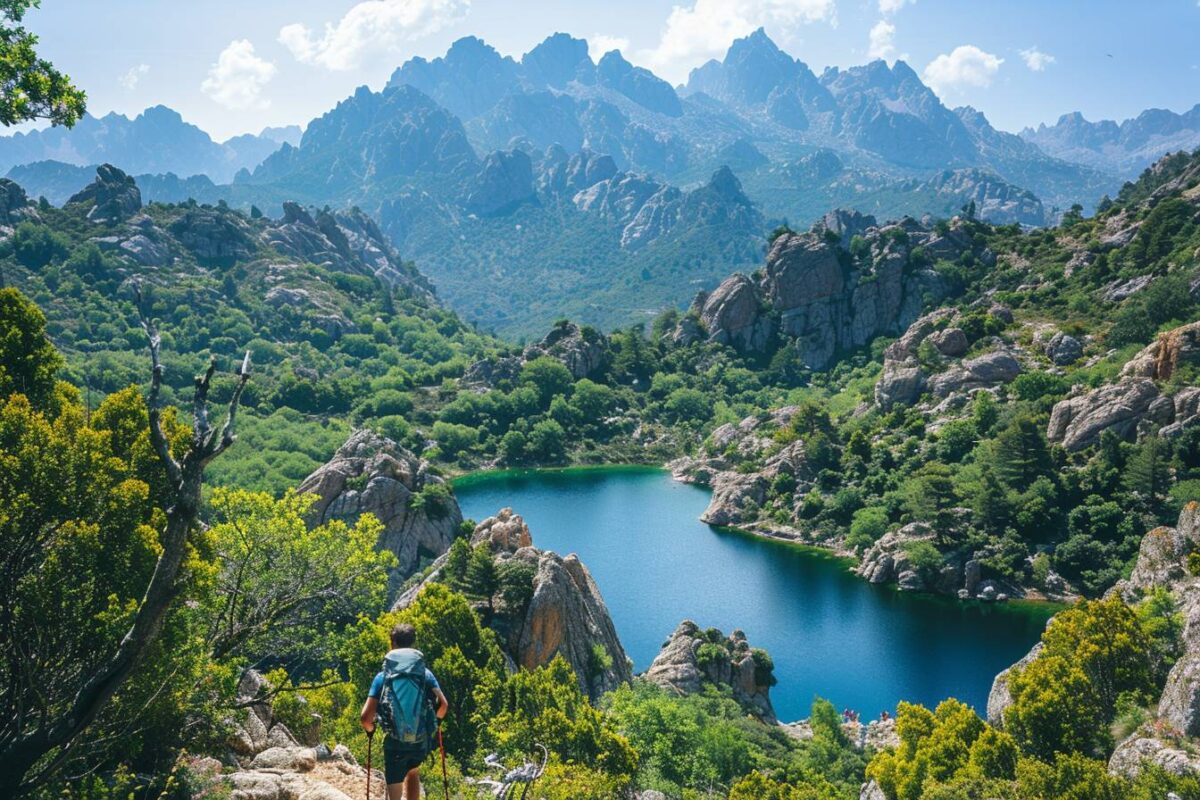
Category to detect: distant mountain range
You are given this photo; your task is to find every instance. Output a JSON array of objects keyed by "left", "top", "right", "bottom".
[
  {"left": 1, "top": 29, "right": 1196, "bottom": 337},
  {"left": 0, "top": 106, "right": 300, "bottom": 183},
  {"left": 1021, "top": 105, "right": 1200, "bottom": 180}
]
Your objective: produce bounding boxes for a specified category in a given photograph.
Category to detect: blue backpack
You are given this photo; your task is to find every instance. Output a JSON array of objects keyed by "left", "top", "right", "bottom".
[{"left": 377, "top": 648, "right": 438, "bottom": 756}]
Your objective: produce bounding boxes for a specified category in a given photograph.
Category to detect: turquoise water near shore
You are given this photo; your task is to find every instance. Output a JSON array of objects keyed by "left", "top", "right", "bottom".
[{"left": 454, "top": 466, "right": 1056, "bottom": 722}]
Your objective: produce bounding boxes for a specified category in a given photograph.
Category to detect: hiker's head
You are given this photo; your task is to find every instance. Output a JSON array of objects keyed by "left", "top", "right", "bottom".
[{"left": 390, "top": 623, "right": 416, "bottom": 649}]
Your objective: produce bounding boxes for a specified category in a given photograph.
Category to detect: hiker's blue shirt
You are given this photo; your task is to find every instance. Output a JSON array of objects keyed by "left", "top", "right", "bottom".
[{"left": 368, "top": 668, "right": 440, "bottom": 698}]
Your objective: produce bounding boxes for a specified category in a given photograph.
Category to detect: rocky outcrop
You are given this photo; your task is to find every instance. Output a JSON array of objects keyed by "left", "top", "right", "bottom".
[
  {"left": 66, "top": 164, "right": 142, "bottom": 224},
  {"left": 466, "top": 148, "right": 536, "bottom": 216},
  {"left": 986, "top": 641, "right": 1044, "bottom": 727},
  {"left": 0, "top": 178, "right": 34, "bottom": 226},
  {"left": 1048, "top": 322, "right": 1200, "bottom": 450},
  {"left": 875, "top": 309, "right": 1021, "bottom": 410},
  {"left": 395, "top": 508, "right": 631, "bottom": 702},
  {"left": 298, "top": 430, "right": 461, "bottom": 579},
  {"left": 700, "top": 472, "right": 766, "bottom": 526},
  {"left": 516, "top": 547, "right": 632, "bottom": 699},
  {"left": 1122, "top": 321, "right": 1200, "bottom": 382},
  {"left": 697, "top": 273, "right": 772, "bottom": 352},
  {"left": 1044, "top": 332, "right": 1083, "bottom": 366},
  {"left": 645, "top": 620, "right": 777, "bottom": 723},
  {"left": 927, "top": 348, "right": 1022, "bottom": 398},
  {"left": 168, "top": 204, "right": 256, "bottom": 263},
  {"left": 523, "top": 321, "right": 610, "bottom": 380}
]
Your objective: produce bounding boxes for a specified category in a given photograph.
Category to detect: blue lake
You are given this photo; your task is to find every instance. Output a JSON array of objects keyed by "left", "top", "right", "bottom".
[{"left": 454, "top": 467, "right": 1054, "bottom": 722}]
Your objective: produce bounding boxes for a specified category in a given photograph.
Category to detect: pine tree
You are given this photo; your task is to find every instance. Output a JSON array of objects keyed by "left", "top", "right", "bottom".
[
  {"left": 1123, "top": 435, "right": 1171, "bottom": 508},
  {"left": 992, "top": 416, "right": 1052, "bottom": 489},
  {"left": 971, "top": 464, "right": 1012, "bottom": 535},
  {"left": 465, "top": 545, "right": 499, "bottom": 610}
]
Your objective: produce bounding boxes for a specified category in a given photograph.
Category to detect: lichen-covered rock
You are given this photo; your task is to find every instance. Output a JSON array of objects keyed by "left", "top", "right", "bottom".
[
  {"left": 298, "top": 430, "right": 461, "bottom": 578},
  {"left": 1159, "top": 651, "right": 1200, "bottom": 737},
  {"left": 645, "top": 620, "right": 776, "bottom": 723},
  {"left": 1109, "top": 731, "right": 1200, "bottom": 778},
  {"left": 66, "top": 164, "right": 142, "bottom": 223},
  {"left": 250, "top": 746, "right": 317, "bottom": 772}
]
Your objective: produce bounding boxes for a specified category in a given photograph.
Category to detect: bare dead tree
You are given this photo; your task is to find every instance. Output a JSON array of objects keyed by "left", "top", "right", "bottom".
[{"left": 0, "top": 299, "right": 251, "bottom": 795}]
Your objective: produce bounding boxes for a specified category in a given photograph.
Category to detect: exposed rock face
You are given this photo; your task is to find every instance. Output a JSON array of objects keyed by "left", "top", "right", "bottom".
[
  {"left": 471, "top": 506, "right": 532, "bottom": 550},
  {"left": 986, "top": 641, "right": 1044, "bottom": 727},
  {"left": 466, "top": 148, "right": 536, "bottom": 216},
  {"left": 168, "top": 204, "right": 256, "bottom": 262},
  {"left": 1122, "top": 321, "right": 1200, "bottom": 382},
  {"left": 523, "top": 321, "right": 611, "bottom": 380},
  {"left": 700, "top": 472, "right": 767, "bottom": 526},
  {"left": 0, "top": 178, "right": 33, "bottom": 226},
  {"left": 1048, "top": 322, "right": 1200, "bottom": 450},
  {"left": 264, "top": 203, "right": 436, "bottom": 301},
  {"left": 927, "top": 348, "right": 1022, "bottom": 398},
  {"left": 1047, "top": 378, "right": 1168, "bottom": 451},
  {"left": 698, "top": 273, "right": 772, "bottom": 352},
  {"left": 516, "top": 547, "right": 632, "bottom": 699},
  {"left": 66, "top": 163, "right": 142, "bottom": 223},
  {"left": 645, "top": 620, "right": 777, "bottom": 723},
  {"left": 693, "top": 215, "right": 967, "bottom": 370},
  {"left": 1045, "top": 332, "right": 1083, "bottom": 366},
  {"left": 298, "top": 430, "right": 461, "bottom": 579},
  {"left": 394, "top": 508, "right": 631, "bottom": 702}
]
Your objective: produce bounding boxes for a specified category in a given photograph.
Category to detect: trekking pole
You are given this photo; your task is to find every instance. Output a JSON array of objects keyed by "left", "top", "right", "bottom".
[
  {"left": 438, "top": 724, "right": 450, "bottom": 800},
  {"left": 366, "top": 728, "right": 374, "bottom": 800}
]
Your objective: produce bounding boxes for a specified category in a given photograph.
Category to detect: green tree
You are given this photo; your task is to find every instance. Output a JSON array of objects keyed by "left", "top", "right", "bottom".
[
  {"left": 663, "top": 386, "right": 713, "bottom": 424},
  {"left": 0, "top": 1, "right": 86, "bottom": 127},
  {"left": 904, "top": 462, "right": 959, "bottom": 545},
  {"left": 992, "top": 415, "right": 1053, "bottom": 489},
  {"left": 1004, "top": 655, "right": 1105, "bottom": 759},
  {"left": 1123, "top": 435, "right": 1171, "bottom": 506},
  {"left": 520, "top": 356, "right": 573, "bottom": 406},
  {"left": 526, "top": 418, "right": 566, "bottom": 462},
  {"left": 203, "top": 489, "right": 395, "bottom": 661},
  {"left": 0, "top": 286, "right": 62, "bottom": 409}
]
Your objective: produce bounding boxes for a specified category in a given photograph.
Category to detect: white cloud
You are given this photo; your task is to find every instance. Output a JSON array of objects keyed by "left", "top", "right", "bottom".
[
  {"left": 1019, "top": 46, "right": 1055, "bottom": 72},
  {"left": 878, "top": 0, "right": 913, "bottom": 14},
  {"left": 923, "top": 45, "right": 1003, "bottom": 95},
  {"left": 279, "top": 0, "right": 470, "bottom": 71},
  {"left": 640, "top": 0, "right": 837, "bottom": 81},
  {"left": 201, "top": 40, "right": 277, "bottom": 110},
  {"left": 119, "top": 63, "right": 149, "bottom": 91},
  {"left": 867, "top": 20, "right": 895, "bottom": 60},
  {"left": 589, "top": 34, "right": 631, "bottom": 58}
]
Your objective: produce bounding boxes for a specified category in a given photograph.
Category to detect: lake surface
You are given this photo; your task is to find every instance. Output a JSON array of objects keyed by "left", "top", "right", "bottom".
[{"left": 454, "top": 467, "right": 1055, "bottom": 722}]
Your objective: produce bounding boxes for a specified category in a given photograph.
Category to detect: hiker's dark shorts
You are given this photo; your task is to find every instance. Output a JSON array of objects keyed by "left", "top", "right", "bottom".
[{"left": 382, "top": 737, "right": 425, "bottom": 784}]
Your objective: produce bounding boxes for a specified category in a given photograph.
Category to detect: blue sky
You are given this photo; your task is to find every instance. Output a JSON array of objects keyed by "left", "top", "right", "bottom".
[{"left": 23, "top": 0, "right": 1200, "bottom": 141}]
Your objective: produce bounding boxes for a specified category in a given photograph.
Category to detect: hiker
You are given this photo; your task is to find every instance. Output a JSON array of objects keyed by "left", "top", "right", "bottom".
[{"left": 360, "top": 623, "right": 449, "bottom": 800}]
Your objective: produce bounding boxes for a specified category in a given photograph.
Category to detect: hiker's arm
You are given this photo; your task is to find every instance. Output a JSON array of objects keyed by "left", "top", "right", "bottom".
[
  {"left": 359, "top": 696, "right": 378, "bottom": 733},
  {"left": 433, "top": 688, "right": 448, "bottom": 720}
]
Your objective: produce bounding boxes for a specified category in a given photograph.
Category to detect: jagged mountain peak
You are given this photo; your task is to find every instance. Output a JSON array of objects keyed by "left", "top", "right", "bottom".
[{"left": 522, "top": 32, "right": 594, "bottom": 88}]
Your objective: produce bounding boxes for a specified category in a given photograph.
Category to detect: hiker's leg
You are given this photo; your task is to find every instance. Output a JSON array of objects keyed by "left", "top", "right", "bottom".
[
  {"left": 386, "top": 782, "right": 404, "bottom": 800},
  {"left": 403, "top": 767, "right": 421, "bottom": 799}
]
